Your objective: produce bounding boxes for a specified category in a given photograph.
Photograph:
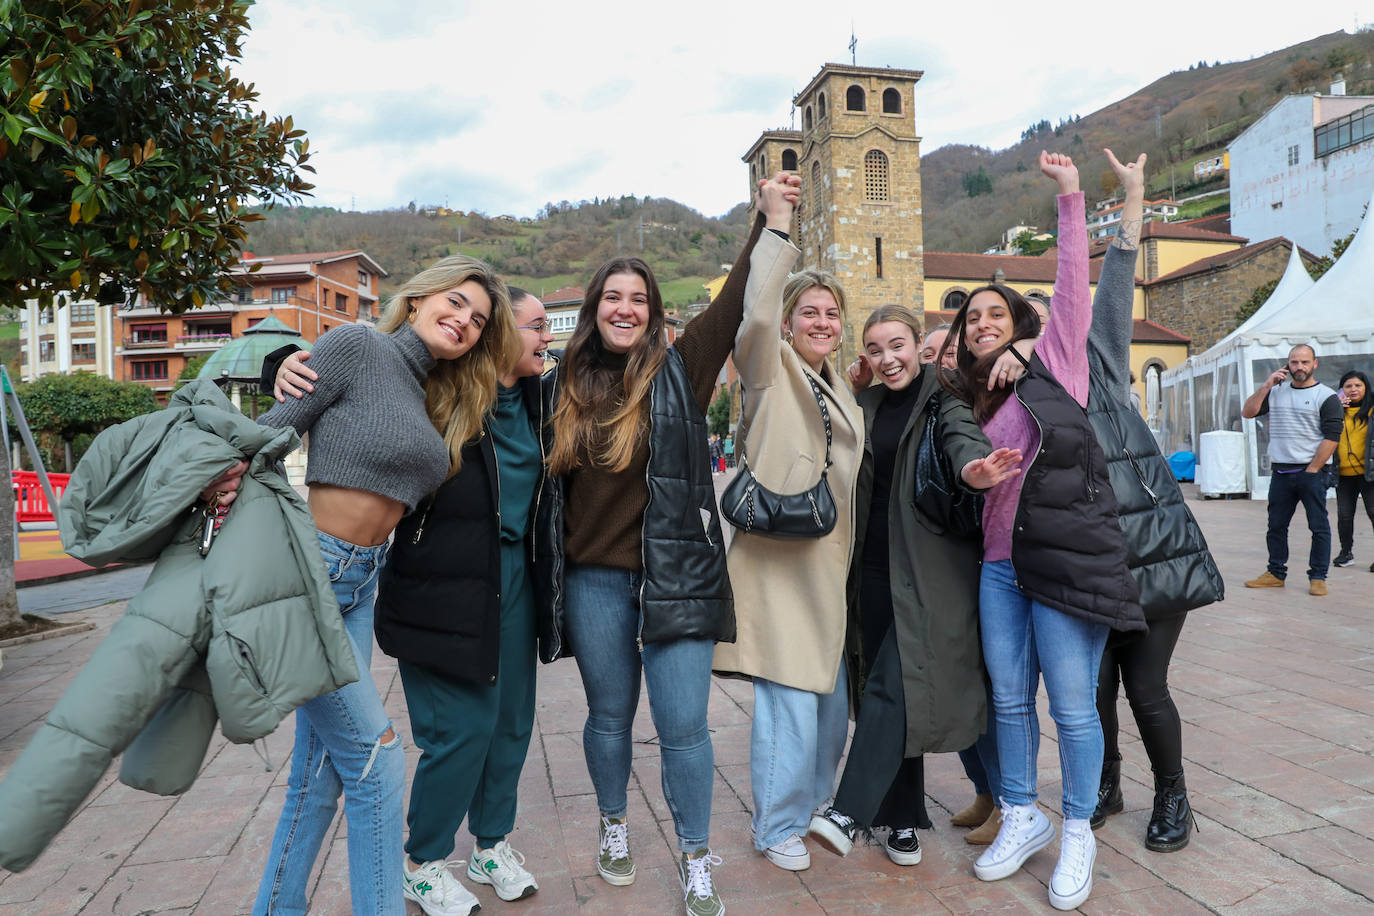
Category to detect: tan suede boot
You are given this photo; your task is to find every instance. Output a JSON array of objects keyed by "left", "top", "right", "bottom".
[
  {"left": 965, "top": 806, "right": 1003, "bottom": 845},
  {"left": 951, "top": 793, "right": 995, "bottom": 828}
]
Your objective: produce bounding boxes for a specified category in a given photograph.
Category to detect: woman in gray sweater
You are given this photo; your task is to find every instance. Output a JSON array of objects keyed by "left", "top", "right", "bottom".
[{"left": 245, "top": 255, "right": 517, "bottom": 916}]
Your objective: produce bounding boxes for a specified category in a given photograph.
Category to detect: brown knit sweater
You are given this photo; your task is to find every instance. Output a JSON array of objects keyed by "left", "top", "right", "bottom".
[{"left": 563, "top": 215, "right": 766, "bottom": 571}]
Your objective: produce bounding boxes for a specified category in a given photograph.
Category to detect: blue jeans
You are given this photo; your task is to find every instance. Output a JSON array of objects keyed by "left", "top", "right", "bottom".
[
  {"left": 958, "top": 686, "right": 1001, "bottom": 798},
  {"left": 565, "top": 564, "right": 715, "bottom": 851},
  {"left": 1267, "top": 469, "right": 1331, "bottom": 580},
  {"left": 253, "top": 533, "right": 405, "bottom": 916},
  {"left": 751, "top": 663, "right": 849, "bottom": 849},
  {"left": 979, "top": 559, "right": 1108, "bottom": 821}
]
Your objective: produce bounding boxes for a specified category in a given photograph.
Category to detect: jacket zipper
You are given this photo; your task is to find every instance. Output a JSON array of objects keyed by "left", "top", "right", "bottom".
[
  {"left": 534, "top": 364, "right": 563, "bottom": 659},
  {"left": 411, "top": 501, "right": 432, "bottom": 544},
  {"left": 489, "top": 428, "right": 502, "bottom": 603},
  {"left": 1010, "top": 384, "right": 1043, "bottom": 577},
  {"left": 1122, "top": 448, "right": 1159, "bottom": 505},
  {"left": 637, "top": 419, "right": 650, "bottom": 654}
]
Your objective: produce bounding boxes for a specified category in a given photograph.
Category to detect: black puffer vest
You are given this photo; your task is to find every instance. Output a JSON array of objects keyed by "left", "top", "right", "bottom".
[
  {"left": 1086, "top": 363, "right": 1224, "bottom": 622},
  {"left": 533, "top": 348, "right": 733, "bottom": 660},
  {"left": 375, "top": 376, "right": 549, "bottom": 682},
  {"left": 1011, "top": 354, "right": 1146, "bottom": 632}
]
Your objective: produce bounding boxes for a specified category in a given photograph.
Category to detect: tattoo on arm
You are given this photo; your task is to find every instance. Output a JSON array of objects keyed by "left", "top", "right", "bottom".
[{"left": 1113, "top": 218, "right": 1141, "bottom": 251}]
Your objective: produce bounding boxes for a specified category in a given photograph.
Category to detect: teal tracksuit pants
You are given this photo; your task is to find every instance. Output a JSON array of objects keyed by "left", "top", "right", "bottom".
[{"left": 400, "top": 540, "right": 537, "bottom": 860}]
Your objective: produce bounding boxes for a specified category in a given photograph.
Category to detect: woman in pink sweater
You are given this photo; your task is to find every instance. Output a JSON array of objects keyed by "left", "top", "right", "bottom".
[{"left": 941, "top": 152, "right": 1146, "bottom": 911}]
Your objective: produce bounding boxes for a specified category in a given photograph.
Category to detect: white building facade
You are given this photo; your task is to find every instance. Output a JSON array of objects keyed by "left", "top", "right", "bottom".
[
  {"left": 18, "top": 299, "right": 118, "bottom": 381},
  {"left": 1229, "top": 93, "right": 1374, "bottom": 253}
]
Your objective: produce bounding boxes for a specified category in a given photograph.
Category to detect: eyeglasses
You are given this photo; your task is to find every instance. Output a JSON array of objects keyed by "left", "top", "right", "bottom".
[{"left": 518, "top": 320, "right": 547, "bottom": 333}]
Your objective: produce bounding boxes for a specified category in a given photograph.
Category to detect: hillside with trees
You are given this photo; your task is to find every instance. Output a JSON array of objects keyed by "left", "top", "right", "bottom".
[
  {"left": 244, "top": 197, "right": 751, "bottom": 310},
  {"left": 245, "top": 28, "right": 1374, "bottom": 287},
  {"left": 923, "top": 29, "right": 1374, "bottom": 251}
]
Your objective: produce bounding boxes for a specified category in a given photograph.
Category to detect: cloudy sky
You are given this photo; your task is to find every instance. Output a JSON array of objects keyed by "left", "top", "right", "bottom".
[{"left": 236, "top": 0, "right": 1365, "bottom": 218}]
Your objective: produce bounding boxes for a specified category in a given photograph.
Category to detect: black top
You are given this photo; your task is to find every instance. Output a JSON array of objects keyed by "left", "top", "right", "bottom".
[{"left": 864, "top": 379, "right": 921, "bottom": 574}]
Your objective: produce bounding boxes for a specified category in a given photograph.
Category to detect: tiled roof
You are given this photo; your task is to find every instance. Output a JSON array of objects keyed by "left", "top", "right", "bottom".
[
  {"left": 1143, "top": 237, "right": 1300, "bottom": 285},
  {"left": 1133, "top": 319, "right": 1189, "bottom": 344},
  {"left": 1139, "top": 222, "right": 1246, "bottom": 243},
  {"left": 541, "top": 286, "right": 585, "bottom": 306},
  {"left": 1176, "top": 213, "right": 1232, "bottom": 235},
  {"left": 237, "top": 249, "right": 388, "bottom": 276},
  {"left": 923, "top": 251, "right": 1104, "bottom": 284}
]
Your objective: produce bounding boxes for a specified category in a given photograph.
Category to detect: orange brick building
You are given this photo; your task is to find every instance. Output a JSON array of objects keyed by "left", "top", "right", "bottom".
[{"left": 115, "top": 250, "right": 387, "bottom": 399}]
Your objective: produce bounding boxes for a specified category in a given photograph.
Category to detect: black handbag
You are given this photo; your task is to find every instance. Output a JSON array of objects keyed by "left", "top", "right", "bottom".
[
  {"left": 913, "top": 394, "right": 983, "bottom": 538},
  {"left": 722, "top": 375, "right": 838, "bottom": 539}
]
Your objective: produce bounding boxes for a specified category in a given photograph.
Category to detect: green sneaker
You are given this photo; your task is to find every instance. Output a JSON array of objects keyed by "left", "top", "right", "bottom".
[
  {"left": 678, "top": 849, "right": 725, "bottom": 916},
  {"left": 597, "top": 815, "right": 636, "bottom": 886}
]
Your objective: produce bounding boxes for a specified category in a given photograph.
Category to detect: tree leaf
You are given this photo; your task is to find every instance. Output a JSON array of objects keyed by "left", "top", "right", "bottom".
[
  {"left": 69, "top": 269, "right": 81, "bottom": 289},
  {"left": 69, "top": 200, "right": 82, "bottom": 225},
  {"left": 60, "top": 116, "right": 76, "bottom": 141},
  {"left": 28, "top": 91, "right": 49, "bottom": 113}
]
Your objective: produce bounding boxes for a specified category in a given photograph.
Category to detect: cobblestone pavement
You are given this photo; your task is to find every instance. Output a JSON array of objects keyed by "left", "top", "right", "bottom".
[{"left": 1, "top": 485, "right": 1372, "bottom": 914}]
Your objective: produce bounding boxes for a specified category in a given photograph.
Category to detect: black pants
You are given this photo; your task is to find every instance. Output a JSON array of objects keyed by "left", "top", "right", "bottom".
[
  {"left": 1335, "top": 475, "right": 1374, "bottom": 555},
  {"left": 832, "top": 624, "right": 931, "bottom": 830},
  {"left": 1097, "top": 614, "right": 1187, "bottom": 776}
]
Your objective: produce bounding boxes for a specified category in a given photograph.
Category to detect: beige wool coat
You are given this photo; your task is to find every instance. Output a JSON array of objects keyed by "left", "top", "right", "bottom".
[{"left": 712, "top": 230, "right": 863, "bottom": 695}]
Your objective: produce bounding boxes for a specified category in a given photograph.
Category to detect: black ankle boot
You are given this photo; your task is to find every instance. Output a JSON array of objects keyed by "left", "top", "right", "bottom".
[
  {"left": 1090, "top": 755, "right": 1123, "bottom": 830},
  {"left": 1145, "top": 771, "right": 1194, "bottom": 852}
]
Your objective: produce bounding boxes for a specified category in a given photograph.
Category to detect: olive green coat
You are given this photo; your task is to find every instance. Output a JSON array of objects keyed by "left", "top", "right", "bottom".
[{"left": 847, "top": 367, "right": 992, "bottom": 757}]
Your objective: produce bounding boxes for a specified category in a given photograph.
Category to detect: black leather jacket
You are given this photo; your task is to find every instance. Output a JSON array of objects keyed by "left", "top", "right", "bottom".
[{"left": 533, "top": 347, "right": 733, "bottom": 660}]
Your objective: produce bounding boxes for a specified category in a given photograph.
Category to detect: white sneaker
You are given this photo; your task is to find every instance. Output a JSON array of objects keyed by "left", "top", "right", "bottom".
[
  {"left": 468, "top": 839, "right": 538, "bottom": 901},
  {"left": 1049, "top": 819, "right": 1097, "bottom": 910},
  {"left": 402, "top": 858, "right": 480, "bottom": 916},
  {"left": 761, "top": 832, "right": 810, "bottom": 871},
  {"left": 973, "top": 803, "right": 1054, "bottom": 881}
]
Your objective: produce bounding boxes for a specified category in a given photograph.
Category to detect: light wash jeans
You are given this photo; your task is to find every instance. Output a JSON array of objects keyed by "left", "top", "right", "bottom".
[
  {"left": 979, "top": 559, "right": 1108, "bottom": 821},
  {"left": 750, "top": 663, "right": 849, "bottom": 849},
  {"left": 252, "top": 533, "right": 405, "bottom": 916},
  {"left": 564, "top": 564, "right": 716, "bottom": 851}
]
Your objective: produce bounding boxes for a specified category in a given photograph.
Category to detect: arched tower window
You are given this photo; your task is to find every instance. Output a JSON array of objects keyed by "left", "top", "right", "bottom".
[
  {"left": 817, "top": 93, "right": 827, "bottom": 119},
  {"left": 810, "top": 160, "right": 822, "bottom": 214},
  {"left": 804, "top": 106, "right": 813, "bottom": 131},
  {"left": 942, "top": 289, "right": 968, "bottom": 312},
  {"left": 882, "top": 88, "right": 901, "bottom": 114},
  {"left": 863, "top": 149, "right": 889, "bottom": 202},
  {"left": 846, "top": 85, "right": 866, "bottom": 111},
  {"left": 757, "top": 154, "right": 766, "bottom": 176},
  {"left": 781, "top": 148, "right": 798, "bottom": 171}
]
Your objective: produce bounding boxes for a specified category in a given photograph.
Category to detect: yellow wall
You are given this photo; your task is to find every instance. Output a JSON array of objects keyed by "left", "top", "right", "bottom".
[
  {"left": 1131, "top": 341, "right": 1189, "bottom": 414},
  {"left": 1139, "top": 238, "right": 1240, "bottom": 280}
]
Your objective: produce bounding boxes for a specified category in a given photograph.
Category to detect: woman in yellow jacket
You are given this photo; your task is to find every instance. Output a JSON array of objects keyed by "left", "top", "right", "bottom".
[{"left": 1333, "top": 370, "right": 1374, "bottom": 570}]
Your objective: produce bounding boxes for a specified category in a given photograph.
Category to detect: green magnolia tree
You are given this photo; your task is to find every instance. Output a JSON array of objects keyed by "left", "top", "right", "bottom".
[
  {"left": 707, "top": 387, "right": 731, "bottom": 438},
  {"left": 0, "top": 0, "right": 314, "bottom": 311},
  {"left": 0, "top": 0, "right": 313, "bottom": 630}
]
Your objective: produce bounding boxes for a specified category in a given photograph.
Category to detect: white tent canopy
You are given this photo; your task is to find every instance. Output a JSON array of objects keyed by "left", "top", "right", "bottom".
[{"left": 1160, "top": 188, "right": 1374, "bottom": 497}]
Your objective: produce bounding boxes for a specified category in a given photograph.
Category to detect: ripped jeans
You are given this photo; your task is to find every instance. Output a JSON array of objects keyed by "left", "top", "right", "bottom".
[{"left": 252, "top": 532, "right": 405, "bottom": 916}]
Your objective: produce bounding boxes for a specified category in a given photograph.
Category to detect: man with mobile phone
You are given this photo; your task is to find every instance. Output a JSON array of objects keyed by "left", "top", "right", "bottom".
[{"left": 1241, "top": 344, "right": 1343, "bottom": 595}]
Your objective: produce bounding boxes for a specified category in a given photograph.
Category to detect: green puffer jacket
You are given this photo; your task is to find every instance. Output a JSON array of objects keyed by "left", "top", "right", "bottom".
[{"left": 0, "top": 379, "right": 358, "bottom": 872}]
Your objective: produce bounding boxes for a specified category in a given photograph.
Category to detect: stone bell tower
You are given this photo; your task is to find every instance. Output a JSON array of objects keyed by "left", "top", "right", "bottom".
[{"left": 744, "top": 63, "right": 926, "bottom": 366}]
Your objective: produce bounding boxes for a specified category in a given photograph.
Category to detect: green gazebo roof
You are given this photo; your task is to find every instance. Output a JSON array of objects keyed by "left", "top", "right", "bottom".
[{"left": 197, "top": 314, "right": 310, "bottom": 387}]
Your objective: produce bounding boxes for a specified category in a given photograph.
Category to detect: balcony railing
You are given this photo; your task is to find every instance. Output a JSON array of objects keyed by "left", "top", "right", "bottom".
[{"left": 123, "top": 337, "right": 170, "bottom": 348}]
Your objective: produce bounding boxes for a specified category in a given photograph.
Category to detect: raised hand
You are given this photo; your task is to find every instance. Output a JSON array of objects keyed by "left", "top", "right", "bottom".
[
  {"left": 1039, "top": 150, "right": 1079, "bottom": 195},
  {"left": 1104, "top": 148, "right": 1147, "bottom": 197},
  {"left": 275, "top": 350, "right": 318, "bottom": 402},
  {"left": 961, "top": 447, "right": 1023, "bottom": 489},
  {"left": 757, "top": 172, "right": 802, "bottom": 232}
]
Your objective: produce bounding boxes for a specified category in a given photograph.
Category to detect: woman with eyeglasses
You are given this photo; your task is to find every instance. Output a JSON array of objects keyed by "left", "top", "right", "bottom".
[{"left": 267, "top": 289, "right": 557, "bottom": 916}]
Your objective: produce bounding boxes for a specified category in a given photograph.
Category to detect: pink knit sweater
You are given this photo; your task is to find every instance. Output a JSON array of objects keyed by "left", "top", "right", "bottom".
[{"left": 981, "top": 191, "right": 1090, "bottom": 562}]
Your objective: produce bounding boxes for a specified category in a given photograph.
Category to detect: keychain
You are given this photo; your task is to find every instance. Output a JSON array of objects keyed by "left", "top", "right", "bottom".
[{"left": 199, "top": 493, "right": 229, "bottom": 557}]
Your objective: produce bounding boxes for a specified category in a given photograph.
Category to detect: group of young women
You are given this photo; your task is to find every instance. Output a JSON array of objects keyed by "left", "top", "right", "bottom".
[{"left": 187, "top": 146, "right": 1219, "bottom": 915}]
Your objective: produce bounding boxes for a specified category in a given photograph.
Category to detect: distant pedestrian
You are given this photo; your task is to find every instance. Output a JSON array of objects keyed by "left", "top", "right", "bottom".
[
  {"left": 1242, "top": 344, "right": 1341, "bottom": 595},
  {"left": 709, "top": 434, "right": 724, "bottom": 474},
  {"left": 1332, "top": 370, "right": 1374, "bottom": 571}
]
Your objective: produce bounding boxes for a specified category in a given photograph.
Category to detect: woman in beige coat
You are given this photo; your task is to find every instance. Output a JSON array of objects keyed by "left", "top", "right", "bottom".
[{"left": 712, "top": 202, "right": 863, "bottom": 872}]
